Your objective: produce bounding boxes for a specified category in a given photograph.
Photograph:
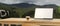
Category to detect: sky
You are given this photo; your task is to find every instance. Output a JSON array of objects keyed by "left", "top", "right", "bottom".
[{"left": 0, "top": 0, "right": 60, "bottom": 6}]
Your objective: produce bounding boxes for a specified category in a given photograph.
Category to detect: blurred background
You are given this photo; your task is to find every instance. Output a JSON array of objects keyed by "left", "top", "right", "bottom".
[{"left": 0, "top": 0, "right": 60, "bottom": 18}]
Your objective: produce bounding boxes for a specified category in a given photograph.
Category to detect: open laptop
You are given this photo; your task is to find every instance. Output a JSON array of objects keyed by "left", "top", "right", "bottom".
[{"left": 34, "top": 8, "right": 53, "bottom": 20}]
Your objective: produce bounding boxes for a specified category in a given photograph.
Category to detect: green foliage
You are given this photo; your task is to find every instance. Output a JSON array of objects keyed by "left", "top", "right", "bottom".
[
  {"left": 0, "top": 4, "right": 20, "bottom": 17},
  {"left": 1, "top": 4, "right": 60, "bottom": 18},
  {"left": 53, "top": 6, "right": 60, "bottom": 18}
]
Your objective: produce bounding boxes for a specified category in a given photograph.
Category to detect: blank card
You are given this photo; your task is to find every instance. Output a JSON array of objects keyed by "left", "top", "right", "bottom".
[{"left": 34, "top": 8, "right": 53, "bottom": 19}]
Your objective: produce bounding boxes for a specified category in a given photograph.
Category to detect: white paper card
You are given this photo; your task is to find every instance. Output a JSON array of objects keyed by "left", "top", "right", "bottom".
[{"left": 34, "top": 8, "right": 53, "bottom": 18}]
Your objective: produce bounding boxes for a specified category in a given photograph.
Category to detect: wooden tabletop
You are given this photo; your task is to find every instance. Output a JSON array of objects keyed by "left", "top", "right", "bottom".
[
  {"left": 0, "top": 18, "right": 59, "bottom": 22},
  {"left": 0, "top": 18, "right": 60, "bottom": 25}
]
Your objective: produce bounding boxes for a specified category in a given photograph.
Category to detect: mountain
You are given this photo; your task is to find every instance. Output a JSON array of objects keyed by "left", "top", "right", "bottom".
[
  {"left": 0, "top": 3, "right": 57, "bottom": 8},
  {"left": 7, "top": 3, "right": 36, "bottom": 8}
]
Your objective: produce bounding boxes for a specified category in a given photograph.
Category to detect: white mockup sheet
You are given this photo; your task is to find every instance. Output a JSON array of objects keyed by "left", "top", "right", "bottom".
[{"left": 34, "top": 8, "right": 53, "bottom": 19}]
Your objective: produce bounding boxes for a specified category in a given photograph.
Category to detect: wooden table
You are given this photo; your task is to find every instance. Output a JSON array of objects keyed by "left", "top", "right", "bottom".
[{"left": 0, "top": 18, "right": 60, "bottom": 26}]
